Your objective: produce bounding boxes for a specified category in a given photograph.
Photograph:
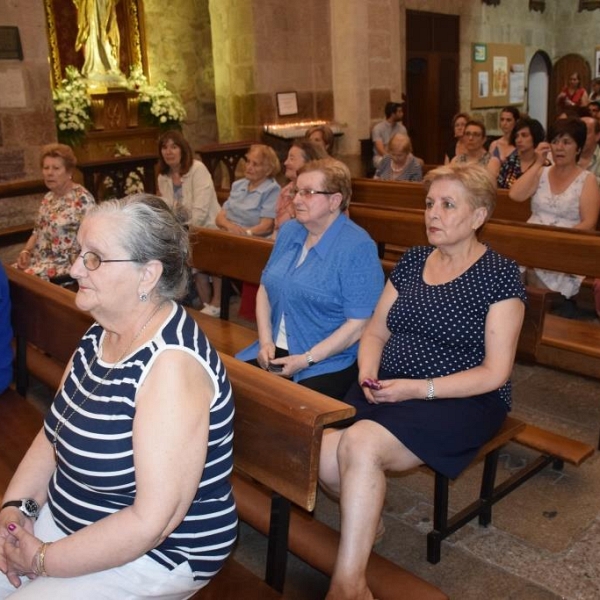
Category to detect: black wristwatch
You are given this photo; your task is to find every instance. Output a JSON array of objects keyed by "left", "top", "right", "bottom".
[{"left": 1, "top": 498, "right": 41, "bottom": 520}]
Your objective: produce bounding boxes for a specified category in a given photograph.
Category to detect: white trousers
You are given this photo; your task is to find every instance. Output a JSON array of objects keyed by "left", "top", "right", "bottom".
[{"left": 0, "top": 505, "right": 206, "bottom": 599}]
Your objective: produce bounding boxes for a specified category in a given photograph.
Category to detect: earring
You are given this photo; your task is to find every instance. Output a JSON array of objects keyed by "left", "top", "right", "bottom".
[{"left": 139, "top": 291, "right": 148, "bottom": 302}]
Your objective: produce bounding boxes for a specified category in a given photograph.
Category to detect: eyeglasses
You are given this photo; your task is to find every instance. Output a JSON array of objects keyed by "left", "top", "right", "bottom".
[
  {"left": 70, "top": 250, "right": 136, "bottom": 271},
  {"left": 463, "top": 131, "right": 483, "bottom": 138},
  {"left": 292, "top": 188, "right": 336, "bottom": 198}
]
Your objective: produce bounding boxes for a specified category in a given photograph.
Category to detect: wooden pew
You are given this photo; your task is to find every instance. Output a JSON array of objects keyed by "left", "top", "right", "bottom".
[
  {"left": 187, "top": 228, "right": 594, "bottom": 561},
  {"left": 189, "top": 226, "right": 274, "bottom": 319},
  {"left": 351, "top": 178, "right": 532, "bottom": 223},
  {"left": 5, "top": 265, "right": 447, "bottom": 599},
  {"left": 348, "top": 203, "right": 600, "bottom": 381},
  {"left": 0, "top": 179, "right": 45, "bottom": 247}
]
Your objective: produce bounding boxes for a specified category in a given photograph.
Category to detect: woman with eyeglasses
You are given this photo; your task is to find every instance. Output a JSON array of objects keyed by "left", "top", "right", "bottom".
[
  {"left": 452, "top": 121, "right": 487, "bottom": 163},
  {"left": 15, "top": 144, "right": 95, "bottom": 283},
  {"left": 237, "top": 158, "right": 384, "bottom": 400},
  {"left": 0, "top": 196, "right": 237, "bottom": 598},
  {"left": 510, "top": 118, "right": 600, "bottom": 309},
  {"left": 443, "top": 112, "right": 470, "bottom": 165}
]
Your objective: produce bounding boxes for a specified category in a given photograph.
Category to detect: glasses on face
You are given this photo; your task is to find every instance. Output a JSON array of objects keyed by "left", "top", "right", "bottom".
[
  {"left": 464, "top": 131, "right": 482, "bottom": 138},
  {"left": 292, "top": 188, "right": 336, "bottom": 198},
  {"left": 70, "top": 250, "right": 136, "bottom": 272}
]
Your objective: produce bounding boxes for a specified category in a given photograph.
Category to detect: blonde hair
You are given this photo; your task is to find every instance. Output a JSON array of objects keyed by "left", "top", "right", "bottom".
[
  {"left": 424, "top": 163, "right": 496, "bottom": 222},
  {"left": 298, "top": 158, "right": 352, "bottom": 211},
  {"left": 247, "top": 144, "right": 281, "bottom": 178}
]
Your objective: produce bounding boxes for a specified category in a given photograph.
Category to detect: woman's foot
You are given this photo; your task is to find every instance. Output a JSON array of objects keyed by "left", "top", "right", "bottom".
[{"left": 200, "top": 303, "right": 221, "bottom": 318}]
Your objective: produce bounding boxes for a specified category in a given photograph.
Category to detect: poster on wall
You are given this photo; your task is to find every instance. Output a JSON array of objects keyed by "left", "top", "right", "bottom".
[
  {"left": 478, "top": 72, "right": 489, "bottom": 97},
  {"left": 596, "top": 46, "right": 600, "bottom": 79},
  {"left": 509, "top": 64, "right": 525, "bottom": 104},
  {"left": 493, "top": 57, "right": 508, "bottom": 97}
]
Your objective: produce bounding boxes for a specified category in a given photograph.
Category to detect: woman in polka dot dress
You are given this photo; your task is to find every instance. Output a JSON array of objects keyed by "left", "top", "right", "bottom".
[{"left": 319, "top": 163, "right": 526, "bottom": 600}]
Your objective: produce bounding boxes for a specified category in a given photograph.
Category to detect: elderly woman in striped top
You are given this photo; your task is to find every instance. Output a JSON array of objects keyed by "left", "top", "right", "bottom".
[{"left": 0, "top": 195, "right": 237, "bottom": 599}]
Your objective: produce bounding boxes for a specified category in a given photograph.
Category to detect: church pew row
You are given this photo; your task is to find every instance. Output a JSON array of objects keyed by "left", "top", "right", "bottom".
[
  {"left": 188, "top": 228, "right": 594, "bottom": 559},
  {"left": 4, "top": 265, "right": 447, "bottom": 600},
  {"left": 351, "top": 177, "right": 532, "bottom": 223},
  {"left": 348, "top": 204, "right": 600, "bottom": 381},
  {"left": 0, "top": 179, "right": 45, "bottom": 248}
]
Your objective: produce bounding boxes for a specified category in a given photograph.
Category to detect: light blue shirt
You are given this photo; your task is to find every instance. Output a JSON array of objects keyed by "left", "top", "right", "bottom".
[
  {"left": 236, "top": 214, "right": 384, "bottom": 381},
  {"left": 222, "top": 177, "right": 280, "bottom": 230}
]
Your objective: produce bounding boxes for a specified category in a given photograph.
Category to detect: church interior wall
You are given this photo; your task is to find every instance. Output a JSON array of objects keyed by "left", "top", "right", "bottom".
[
  {"left": 0, "top": 0, "right": 55, "bottom": 180},
  {"left": 2, "top": 1, "right": 600, "bottom": 183}
]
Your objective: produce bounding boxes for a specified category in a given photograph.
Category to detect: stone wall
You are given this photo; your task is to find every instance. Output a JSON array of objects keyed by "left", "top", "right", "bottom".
[
  {"left": 0, "top": 0, "right": 56, "bottom": 181},
  {"left": 143, "top": 0, "right": 217, "bottom": 148}
]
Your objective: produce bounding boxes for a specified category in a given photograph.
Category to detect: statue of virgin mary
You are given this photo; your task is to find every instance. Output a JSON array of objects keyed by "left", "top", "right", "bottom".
[{"left": 73, "top": 0, "right": 126, "bottom": 85}]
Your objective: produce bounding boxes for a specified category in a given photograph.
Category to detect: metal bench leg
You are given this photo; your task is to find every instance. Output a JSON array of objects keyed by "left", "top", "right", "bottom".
[
  {"left": 478, "top": 448, "right": 500, "bottom": 527},
  {"left": 427, "top": 472, "right": 448, "bottom": 564},
  {"left": 265, "top": 492, "right": 290, "bottom": 592}
]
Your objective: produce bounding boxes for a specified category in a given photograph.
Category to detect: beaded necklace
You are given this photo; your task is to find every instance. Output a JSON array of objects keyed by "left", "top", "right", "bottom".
[{"left": 52, "top": 301, "right": 167, "bottom": 463}]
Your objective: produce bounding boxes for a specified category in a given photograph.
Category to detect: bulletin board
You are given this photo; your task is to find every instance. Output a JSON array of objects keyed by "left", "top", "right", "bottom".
[{"left": 470, "top": 43, "right": 526, "bottom": 109}]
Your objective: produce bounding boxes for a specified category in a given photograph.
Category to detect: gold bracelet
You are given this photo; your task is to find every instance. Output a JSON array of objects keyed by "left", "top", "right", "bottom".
[{"left": 33, "top": 541, "right": 52, "bottom": 577}]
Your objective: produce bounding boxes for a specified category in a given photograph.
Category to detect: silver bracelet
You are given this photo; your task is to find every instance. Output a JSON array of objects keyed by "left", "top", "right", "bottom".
[{"left": 425, "top": 378, "right": 435, "bottom": 401}]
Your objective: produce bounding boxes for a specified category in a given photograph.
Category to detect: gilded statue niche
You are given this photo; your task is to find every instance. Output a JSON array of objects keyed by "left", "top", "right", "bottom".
[{"left": 44, "top": 0, "right": 148, "bottom": 89}]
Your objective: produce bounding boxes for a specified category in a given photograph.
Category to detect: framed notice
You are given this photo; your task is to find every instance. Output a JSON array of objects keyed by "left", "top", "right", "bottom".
[
  {"left": 473, "top": 44, "right": 487, "bottom": 63},
  {"left": 276, "top": 92, "right": 298, "bottom": 117},
  {"left": 0, "top": 27, "right": 23, "bottom": 60}
]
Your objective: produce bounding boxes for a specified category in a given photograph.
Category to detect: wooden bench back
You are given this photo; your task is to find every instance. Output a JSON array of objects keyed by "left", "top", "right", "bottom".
[
  {"left": 351, "top": 178, "right": 531, "bottom": 223},
  {"left": 6, "top": 264, "right": 354, "bottom": 513},
  {"left": 189, "top": 227, "right": 273, "bottom": 284},
  {"left": 348, "top": 204, "right": 600, "bottom": 279},
  {"left": 218, "top": 355, "right": 353, "bottom": 510}
]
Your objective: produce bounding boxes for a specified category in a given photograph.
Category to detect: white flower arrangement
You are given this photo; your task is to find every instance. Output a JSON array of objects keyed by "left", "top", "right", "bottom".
[
  {"left": 127, "top": 65, "right": 186, "bottom": 129},
  {"left": 52, "top": 66, "right": 92, "bottom": 145}
]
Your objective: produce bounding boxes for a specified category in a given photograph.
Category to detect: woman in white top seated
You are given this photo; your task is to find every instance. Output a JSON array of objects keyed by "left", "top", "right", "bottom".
[{"left": 157, "top": 130, "right": 221, "bottom": 310}]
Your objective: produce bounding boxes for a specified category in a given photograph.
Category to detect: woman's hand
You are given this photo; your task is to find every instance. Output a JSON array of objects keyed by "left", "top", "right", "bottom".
[
  {"left": 534, "top": 141, "right": 551, "bottom": 165},
  {"left": 257, "top": 342, "right": 275, "bottom": 370},
  {"left": 363, "top": 378, "right": 419, "bottom": 404},
  {"left": 226, "top": 222, "right": 247, "bottom": 236},
  {"left": 267, "top": 354, "right": 308, "bottom": 379},
  {"left": 1, "top": 521, "right": 41, "bottom": 587},
  {"left": 16, "top": 250, "right": 31, "bottom": 270},
  {"left": 0, "top": 508, "right": 36, "bottom": 587}
]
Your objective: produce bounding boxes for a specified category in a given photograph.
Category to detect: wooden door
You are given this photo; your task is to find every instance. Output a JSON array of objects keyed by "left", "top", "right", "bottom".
[
  {"left": 549, "top": 54, "right": 591, "bottom": 124},
  {"left": 406, "top": 10, "right": 459, "bottom": 165}
]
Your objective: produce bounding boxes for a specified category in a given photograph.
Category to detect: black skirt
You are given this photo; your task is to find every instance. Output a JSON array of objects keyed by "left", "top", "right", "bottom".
[{"left": 343, "top": 378, "right": 508, "bottom": 479}]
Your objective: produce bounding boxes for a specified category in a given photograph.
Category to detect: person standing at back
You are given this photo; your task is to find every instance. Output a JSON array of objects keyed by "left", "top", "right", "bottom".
[{"left": 372, "top": 101, "right": 407, "bottom": 168}]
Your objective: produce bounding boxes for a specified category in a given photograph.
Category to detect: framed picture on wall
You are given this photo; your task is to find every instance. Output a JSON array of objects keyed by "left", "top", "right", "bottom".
[
  {"left": 276, "top": 92, "right": 298, "bottom": 117},
  {"left": 596, "top": 46, "right": 600, "bottom": 78},
  {"left": 473, "top": 44, "right": 487, "bottom": 63}
]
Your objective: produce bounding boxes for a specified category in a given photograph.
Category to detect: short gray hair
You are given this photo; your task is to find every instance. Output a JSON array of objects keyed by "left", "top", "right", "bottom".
[{"left": 88, "top": 194, "right": 190, "bottom": 300}]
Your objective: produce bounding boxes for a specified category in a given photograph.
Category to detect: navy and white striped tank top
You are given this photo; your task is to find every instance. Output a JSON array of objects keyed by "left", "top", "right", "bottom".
[{"left": 44, "top": 302, "right": 237, "bottom": 582}]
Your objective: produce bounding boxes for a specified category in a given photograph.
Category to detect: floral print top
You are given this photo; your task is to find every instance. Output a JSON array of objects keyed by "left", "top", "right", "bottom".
[{"left": 25, "top": 184, "right": 95, "bottom": 280}]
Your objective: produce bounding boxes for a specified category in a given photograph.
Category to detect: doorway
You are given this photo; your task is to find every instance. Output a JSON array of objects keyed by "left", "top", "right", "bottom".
[
  {"left": 406, "top": 10, "right": 459, "bottom": 165},
  {"left": 527, "top": 51, "right": 551, "bottom": 130},
  {"left": 549, "top": 54, "right": 591, "bottom": 124}
]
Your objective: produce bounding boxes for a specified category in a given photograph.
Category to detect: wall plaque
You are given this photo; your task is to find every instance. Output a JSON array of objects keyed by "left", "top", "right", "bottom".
[{"left": 0, "top": 26, "right": 23, "bottom": 60}]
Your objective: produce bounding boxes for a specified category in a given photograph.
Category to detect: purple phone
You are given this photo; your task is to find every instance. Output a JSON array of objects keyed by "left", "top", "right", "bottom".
[{"left": 361, "top": 378, "right": 382, "bottom": 391}]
